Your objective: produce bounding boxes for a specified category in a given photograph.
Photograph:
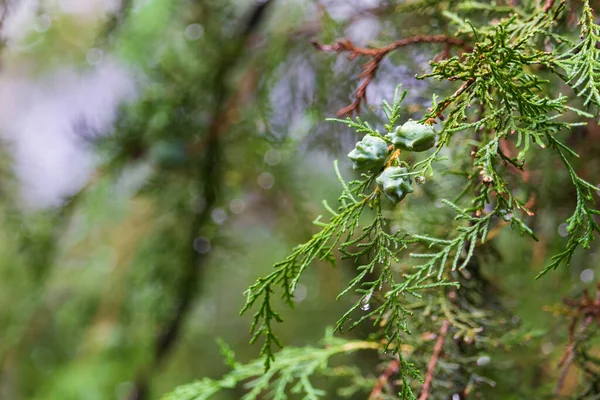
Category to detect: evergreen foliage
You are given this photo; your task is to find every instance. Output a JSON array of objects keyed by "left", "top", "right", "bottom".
[
  {"left": 163, "top": 329, "right": 379, "bottom": 400},
  {"left": 183, "top": 1, "right": 600, "bottom": 398},
  {"left": 2, "top": 0, "right": 600, "bottom": 399}
]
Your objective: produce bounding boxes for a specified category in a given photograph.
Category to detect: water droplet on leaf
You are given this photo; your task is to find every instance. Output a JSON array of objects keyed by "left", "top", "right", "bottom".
[{"left": 360, "top": 292, "right": 373, "bottom": 311}]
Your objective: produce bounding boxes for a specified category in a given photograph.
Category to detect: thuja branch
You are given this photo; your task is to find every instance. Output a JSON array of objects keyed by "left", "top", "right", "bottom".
[
  {"left": 241, "top": 3, "right": 600, "bottom": 392},
  {"left": 537, "top": 134, "right": 600, "bottom": 277},
  {"left": 313, "top": 35, "right": 469, "bottom": 116},
  {"left": 424, "top": 78, "right": 475, "bottom": 122},
  {"left": 557, "top": 0, "right": 600, "bottom": 112},
  {"left": 163, "top": 332, "right": 380, "bottom": 400},
  {"left": 241, "top": 161, "right": 373, "bottom": 369}
]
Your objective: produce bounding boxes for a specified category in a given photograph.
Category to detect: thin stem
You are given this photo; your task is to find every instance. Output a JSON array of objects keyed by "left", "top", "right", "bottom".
[
  {"left": 543, "top": 0, "right": 555, "bottom": 13},
  {"left": 313, "top": 35, "right": 470, "bottom": 116},
  {"left": 427, "top": 78, "right": 476, "bottom": 121},
  {"left": 368, "top": 357, "right": 400, "bottom": 400},
  {"left": 555, "top": 315, "right": 594, "bottom": 395},
  {"left": 419, "top": 320, "right": 451, "bottom": 400}
]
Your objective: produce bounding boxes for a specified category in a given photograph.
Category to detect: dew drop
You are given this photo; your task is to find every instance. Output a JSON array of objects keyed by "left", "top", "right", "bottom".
[
  {"left": 211, "top": 208, "right": 227, "bottom": 225},
  {"left": 558, "top": 223, "right": 568, "bottom": 237},
  {"left": 258, "top": 172, "right": 275, "bottom": 189},
  {"left": 293, "top": 284, "right": 307, "bottom": 302},
  {"left": 541, "top": 341, "right": 554, "bottom": 355},
  {"left": 229, "top": 198, "right": 245, "bottom": 214},
  {"left": 580, "top": 269, "right": 594, "bottom": 283},
  {"left": 360, "top": 292, "right": 373, "bottom": 311},
  {"left": 185, "top": 23, "right": 204, "bottom": 41},
  {"left": 193, "top": 237, "right": 211, "bottom": 254},
  {"left": 264, "top": 149, "right": 281, "bottom": 166},
  {"left": 477, "top": 355, "right": 491, "bottom": 366}
]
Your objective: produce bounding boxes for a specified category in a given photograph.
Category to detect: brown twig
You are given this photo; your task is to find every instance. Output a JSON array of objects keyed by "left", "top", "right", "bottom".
[
  {"left": 368, "top": 357, "right": 400, "bottom": 400},
  {"left": 428, "top": 78, "right": 476, "bottom": 122},
  {"left": 554, "top": 283, "right": 600, "bottom": 395},
  {"left": 555, "top": 314, "right": 594, "bottom": 395},
  {"left": 419, "top": 320, "right": 451, "bottom": 400},
  {"left": 543, "top": 0, "right": 555, "bottom": 12},
  {"left": 432, "top": 43, "right": 452, "bottom": 63},
  {"left": 498, "top": 138, "right": 536, "bottom": 214},
  {"left": 313, "top": 35, "right": 469, "bottom": 116}
]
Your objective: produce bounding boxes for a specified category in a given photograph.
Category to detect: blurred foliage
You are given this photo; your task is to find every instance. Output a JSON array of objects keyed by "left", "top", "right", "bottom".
[{"left": 0, "top": 0, "right": 600, "bottom": 399}]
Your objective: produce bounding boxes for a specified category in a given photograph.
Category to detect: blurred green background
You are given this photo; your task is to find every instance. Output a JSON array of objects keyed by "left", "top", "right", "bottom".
[{"left": 0, "top": 0, "right": 598, "bottom": 399}]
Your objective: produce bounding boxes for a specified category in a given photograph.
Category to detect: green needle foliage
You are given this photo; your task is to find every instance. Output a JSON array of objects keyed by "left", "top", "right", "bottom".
[
  {"left": 537, "top": 134, "right": 600, "bottom": 277},
  {"left": 15, "top": 1, "right": 600, "bottom": 399},
  {"left": 162, "top": 330, "right": 380, "bottom": 400},
  {"left": 161, "top": 1, "right": 600, "bottom": 399},
  {"left": 558, "top": 0, "right": 600, "bottom": 111},
  {"left": 240, "top": 161, "right": 372, "bottom": 370}
]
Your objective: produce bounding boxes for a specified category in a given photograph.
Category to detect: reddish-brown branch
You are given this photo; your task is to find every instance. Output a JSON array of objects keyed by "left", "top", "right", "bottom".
[
  {"left": 432, "top": 43, "right": 452, "bottom": 63},
  {"left": 313, "top": 35, "right": 469, "bottom": 116},
  {"left": 555, "top": 315, "right": 594, "bottom": 395},
  {"left": 419, "top": 320, "right": 451, "bottom": 400},
  {"left": 313, "top": 35, "right": 466, "bottom": 58},
  {"left": 368, "top": 357, "right": 400, "bottom": 400},
  {"left": 429, "top": 78, "right": 475, "bottom": 121},
  {"left": 543, "top": 0, "right": 555, "bottom": 12},
  {"left": 554, "top": 283, "right": 600, "bottom": 395},
  {"left": 497, "top": 138, "right": 536, "bottom": 214}
]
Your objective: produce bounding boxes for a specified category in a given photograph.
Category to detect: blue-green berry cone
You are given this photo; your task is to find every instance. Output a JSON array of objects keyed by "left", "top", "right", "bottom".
[
  {"left": 388, "top": 119, "right": 436, "bottom": 152},
  {"left": 348, "top": 135, "right": 390, "bottom": 171},
  {"left": 376, "top": 166, "right": 414, "bottom": 203}
]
